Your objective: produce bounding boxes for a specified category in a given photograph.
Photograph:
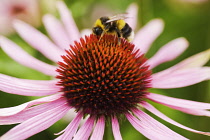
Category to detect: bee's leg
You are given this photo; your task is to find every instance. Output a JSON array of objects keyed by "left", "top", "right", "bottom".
[
  {"left": 99, "top": 31, "right": 105, "bottom": 41},
  {"left": 115, "top": 27, "right": 122, "bottom": 44},
  {"left": 99, "top": 25, "right": 110, "bottom": 41},
  {"left": 117, "top": 37, "right": 121, "bottom": 45}
]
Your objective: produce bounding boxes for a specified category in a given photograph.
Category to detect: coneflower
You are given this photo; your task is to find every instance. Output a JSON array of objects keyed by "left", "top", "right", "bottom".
[{"left": 0, "top": 1, "right": 210, "bottom": 140}]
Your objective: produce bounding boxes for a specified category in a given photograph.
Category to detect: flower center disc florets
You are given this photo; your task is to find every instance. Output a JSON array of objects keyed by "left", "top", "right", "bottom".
[{"left": 56, "top": 34, "right": 151, "bottom": 118}]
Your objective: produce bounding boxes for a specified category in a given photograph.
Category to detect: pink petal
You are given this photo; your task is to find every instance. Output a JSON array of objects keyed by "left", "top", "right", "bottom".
[
  {"left": 172, "top": 107, "right": 210, "bottom": 117},
  {"left": 125, "top": 3, "right": 138, "bottom": 30},
  {"left": 0, "top": 36, "right": 57, "bottom": 76},
  {"left": 0, "top": 97, "right": 67, "bottom": 125},
  {"left": 90, "top": 116, "right": 105, "bottom": 140},
  {"left": 55, "top": 111, "right": 83, "bottom": 140},
  {"left": 148, "top": 37, "right": 189, "bottom": 69},
  {"left": 142, "top": 102, "right": 210, "bottom": 136},
  {"left": 126, "top": 113, "right": 158, "bottom": 140},
  {"left": 43, "top": 14, "right": 71, "bottom": 50},
  {"left": 0, "top": 102, "right": 70, "bottom": 140},
  {"left": 127, "top": 109, "right": 188, "bottom": 140},
  {"left": 0, "top": 73, "right": 60, "bottom": 96},
  {"left": 146, "top": 93, "right": 210, "bottom": 109},
  {"left": 111, "top": 116, "right": 122, "bottom": 140},
  {"left": 0, "top": 93, "right": 63, "bottom": 116},
  {"left": 154, "top": 49, "right": 210, "bottom": 77},
  {"left": 56, "top": 1, "right": 80, "bottom": 42},
  {"left": 146, "top": 93, "right": 210, "bottom": 117},
  {"left": 169, "top": 49, "right": 210, "bottom": 70},
  {"left": 73, "top": 116, "right": 95, "bottom": 140},
  {"left": 152, "top": 67, "right": 210, "bottom": 89},
  {"left": 62, "top": 109, "right": 87, "bottom": 125},
  {"left": 133, "top": 19, "right": 164, "bottom": 54},
  {"left": 13, "top": 20, "right": 64, "bottom": 62}
]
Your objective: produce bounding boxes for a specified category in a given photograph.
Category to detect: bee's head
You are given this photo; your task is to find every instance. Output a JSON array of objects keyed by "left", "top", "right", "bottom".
[
  {"left": 92, "top": 16, "right": 110, "bottom": 36},
  {"left": 92, "top": 26, "right": 103, "bottom": 36}
]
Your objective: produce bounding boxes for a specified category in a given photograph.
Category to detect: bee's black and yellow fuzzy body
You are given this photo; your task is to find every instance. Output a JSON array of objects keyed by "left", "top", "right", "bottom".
[{"left": 92, "top": 15, "right": 134, "bottom": 42}]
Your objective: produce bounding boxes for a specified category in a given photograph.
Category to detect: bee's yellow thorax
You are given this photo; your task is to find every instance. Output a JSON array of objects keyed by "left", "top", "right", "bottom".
[
  {"left": 116, "top": 19, "right": 126, "bottom": 30},
  {"left": 94, "top": 19, "right": 105, "bottom": 29}
]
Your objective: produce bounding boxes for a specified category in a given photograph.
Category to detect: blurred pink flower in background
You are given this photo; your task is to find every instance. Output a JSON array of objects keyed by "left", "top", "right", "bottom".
[
  {"left": 0, "top": 0, "right": 41, "bottom": 35},
  {"left": 179, "top": 0, "right": 208, "bottom": 3},
  {"left": 0, "top": 1, "right": 210, "bottom": 140}
]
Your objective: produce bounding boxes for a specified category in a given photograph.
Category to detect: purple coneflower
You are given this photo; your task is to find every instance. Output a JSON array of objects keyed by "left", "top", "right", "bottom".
[{"left": 0, "top": 1, "right": 210, "bottom": 140}]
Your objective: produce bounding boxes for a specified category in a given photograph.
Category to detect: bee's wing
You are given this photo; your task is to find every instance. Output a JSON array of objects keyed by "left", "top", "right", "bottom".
[{"left": 106, "top": 14, "right": 129, "bottom": 23}]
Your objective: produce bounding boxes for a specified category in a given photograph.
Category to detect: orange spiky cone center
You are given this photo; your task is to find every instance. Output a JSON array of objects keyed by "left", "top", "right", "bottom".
[{"left": 56, "top": 34, "right": 151, "bottom": 118}]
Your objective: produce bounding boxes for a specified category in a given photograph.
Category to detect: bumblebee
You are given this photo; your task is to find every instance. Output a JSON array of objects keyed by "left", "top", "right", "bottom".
[{"left": 92, "top": 14, "right": 134, "bottom": 42}]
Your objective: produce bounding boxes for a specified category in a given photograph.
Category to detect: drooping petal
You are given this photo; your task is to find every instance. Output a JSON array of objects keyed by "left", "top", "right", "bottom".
[
  {"left": 56, "top": 1, "right": 80, "bottom": 42},
  {"left": 154, "top": 49, "right": 210, "bottom": 77},
  {"left": 0, "top": 36, "right": 57, "bottom": 76},
  {"left": 169, "top": 49, "right": 210, "bottom": 70},
  {"left": 13, "top": 20, "right": 64, "bottom": 62},
  {"left": 125, "top": 3, "right": 138, "bottom": 30},
  {"left": 0, "top": 102, "right": 70, "bottom": 140},
  {"left": 142, "top": 102, "right": 210, "bottom": 136},
  {"left": 146, "top": 93, "right": 210, "bottom": 117},
  {"left": 126, "top": 113, "right": 158, "bottom": 140},
  {"left": 0, "top": 74, "right": 60, "bottom": 96},
  {"left": 73, "top": 116, "right": 95, "bottom": 140},
  {"left": 172, "top": 107, "right": 210, "bottom": 116},
  {"left": 55, "top": 111, "right": 83, "bottom": 140},
  {"left": 127, "top": 109, "right": 188, "bottom": 140},
  {"left": 0, "top": 93, "right": 63, "bottom": 117},
  {"left": 111, "top": 116, "right": 123, "bottom": 140},
  {"left": 152, "top": 67, "right": 210, "bottom": 89},
  {"left": 90, "top": 116, "right": 105, "bottom": 140},
  {"left": 146, "top": 93, "right": 210, "bottom": 109},
  {"left": 148, "top": 37, "right": 189, "bottom": 69},
  {"left": 43, "top": 14, "right": 71, "bottom": 50},
  {"left": 133, "top": 19, "right": 164, "bottom": 54},
  {"left": 0, "top": 97, "right": 67, "bottom": 125}
]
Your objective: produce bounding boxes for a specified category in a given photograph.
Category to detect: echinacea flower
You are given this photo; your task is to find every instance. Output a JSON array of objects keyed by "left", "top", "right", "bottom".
[
  {"left": 0, "top": 1, "right": 210, "bottom": 140},
  {"left": 0, "top": 0, "right": 40, "bottom": 35}
]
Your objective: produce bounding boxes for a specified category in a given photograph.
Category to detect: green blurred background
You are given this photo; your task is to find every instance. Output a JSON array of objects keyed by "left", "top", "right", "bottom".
[{"left": 0, "top": 0, "right": 210, "bottom": 139}]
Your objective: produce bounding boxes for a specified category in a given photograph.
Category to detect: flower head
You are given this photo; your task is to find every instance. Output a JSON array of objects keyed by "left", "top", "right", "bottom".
[
  {"left": 0, "top": 1, "right": 210, "bottom": 140},
  {"left": 56, "top": 34, "right": 151, "bottom": 118}
]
